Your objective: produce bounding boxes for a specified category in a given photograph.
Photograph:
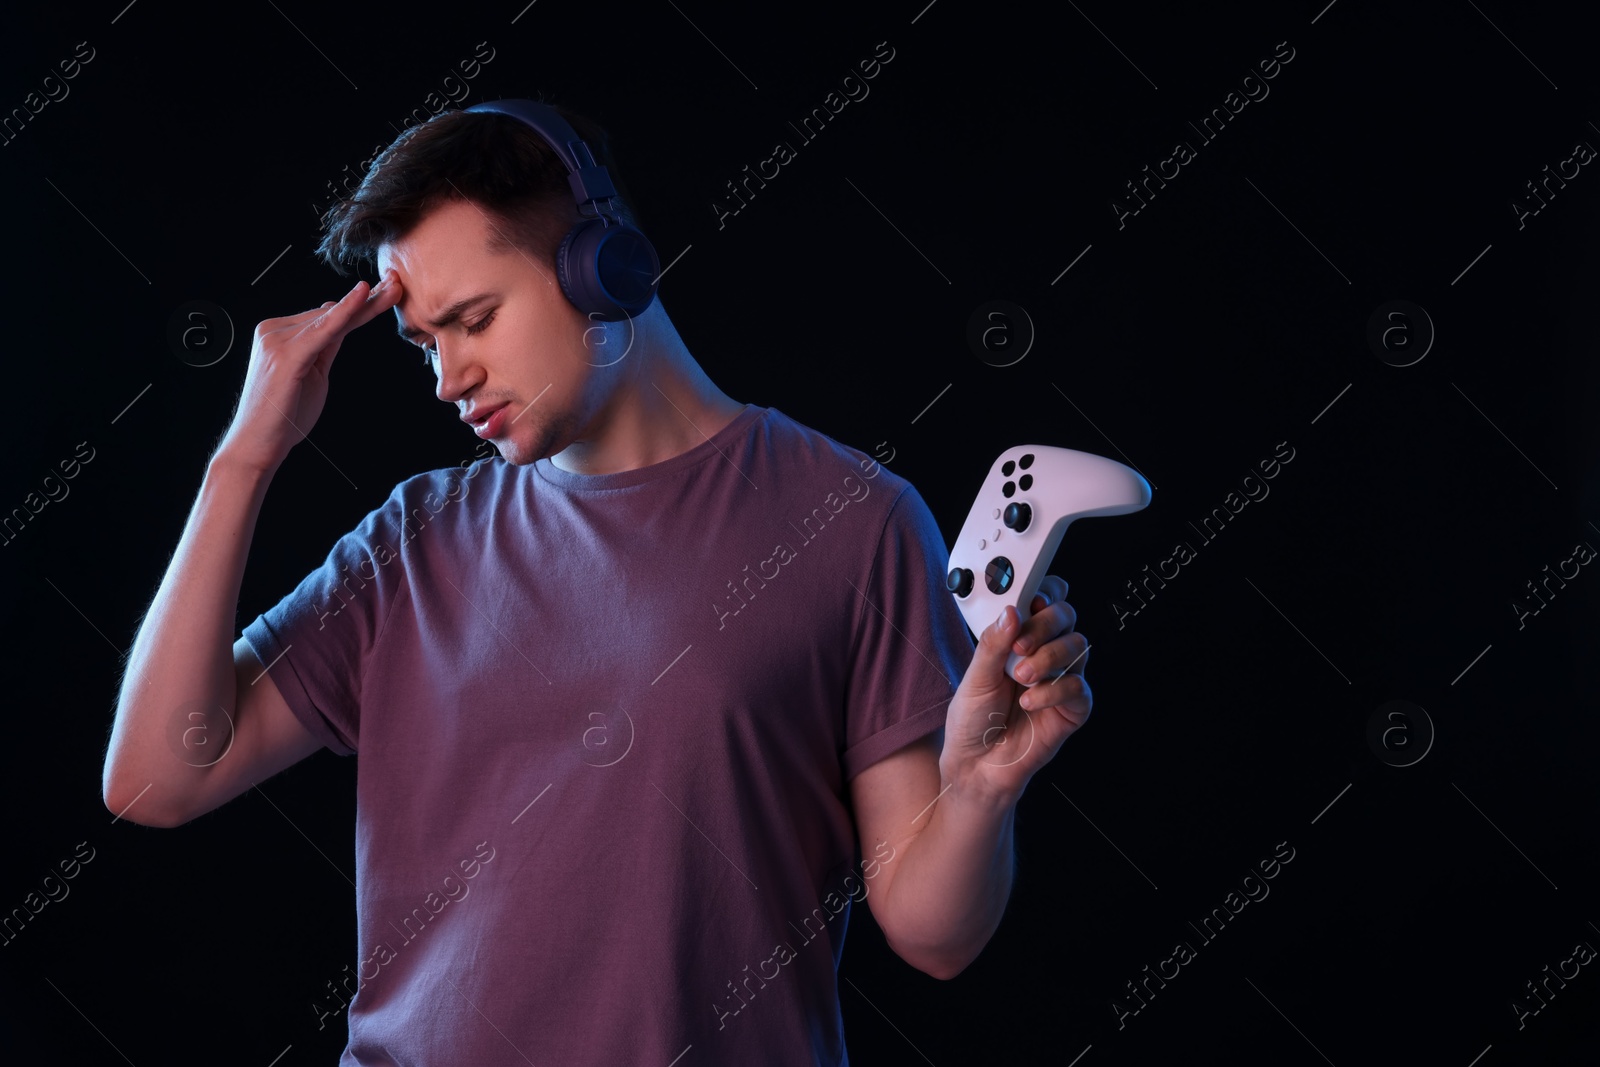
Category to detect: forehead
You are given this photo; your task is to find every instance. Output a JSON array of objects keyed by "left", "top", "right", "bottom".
[
  {"left": 376, "top": 199, "right": 492, "bottom": 282},
  {"left": 378, "top": 201, "right": 528, "bottom": 336}
]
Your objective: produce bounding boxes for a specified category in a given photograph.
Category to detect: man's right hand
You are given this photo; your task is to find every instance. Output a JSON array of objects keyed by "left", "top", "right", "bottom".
[{"left": 214, "top": 270, "right": 403, "bottom": 473}]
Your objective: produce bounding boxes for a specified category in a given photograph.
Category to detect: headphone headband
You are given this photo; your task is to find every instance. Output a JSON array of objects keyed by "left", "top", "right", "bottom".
[
  {"left": 465, "top": 99, "right": 618, "bottom": 221},
  {"left": 461, "top": 99, "right": 660, "bottom": 321}
]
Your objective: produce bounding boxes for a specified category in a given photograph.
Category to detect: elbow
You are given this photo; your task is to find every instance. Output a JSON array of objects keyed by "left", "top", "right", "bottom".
[
  {"left": 102, "top": 778, "right": 189, "bottom": 829},
  {"left": 920, "top": 954, "right": 973, "bottom": 981},
  {"left": 102, "top": 728, "right": 191, "bottom": 828},
  {"left": 885, "top": 929, "right": 971, "bottom": 981}
]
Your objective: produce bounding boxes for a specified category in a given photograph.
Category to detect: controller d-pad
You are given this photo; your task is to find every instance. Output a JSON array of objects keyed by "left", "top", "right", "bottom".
[
  {"left": 1002, "top": 460, "right": 1016, "bottom": 476},
  {"left": 1019, "top": 453, "right": 1035, "bottom": 469},
  {"left": 1002, "top": 481, "right": 1016, "bottom": 498},
  {"left": 985, "top": 556, "right": 1014, "bottom": 594}
]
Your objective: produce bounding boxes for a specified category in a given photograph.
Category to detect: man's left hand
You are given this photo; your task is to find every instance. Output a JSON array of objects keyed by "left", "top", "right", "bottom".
[{"left": 940, "top": 575, "right": 1091, "bottom": 805}]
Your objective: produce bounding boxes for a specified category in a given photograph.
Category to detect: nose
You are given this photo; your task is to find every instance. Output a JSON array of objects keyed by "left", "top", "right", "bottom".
[{"left": 431, "top": 342, "right": 482, "bottom": 407}]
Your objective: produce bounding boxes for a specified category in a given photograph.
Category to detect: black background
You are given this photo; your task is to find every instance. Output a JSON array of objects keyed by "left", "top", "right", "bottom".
[{"left": 2, "top": 0, "right": 1596, "bottom": 1064}]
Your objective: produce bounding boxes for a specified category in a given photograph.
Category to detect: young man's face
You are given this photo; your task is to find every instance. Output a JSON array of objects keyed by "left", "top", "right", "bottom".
[{"left": 379, "top": 197, "right": 617, "bottom": 466}]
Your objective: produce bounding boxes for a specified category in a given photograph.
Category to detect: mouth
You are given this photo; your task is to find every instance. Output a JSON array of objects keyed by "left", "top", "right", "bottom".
[{"left": 465, "top": 403, "right": 510, "bottom": 439}]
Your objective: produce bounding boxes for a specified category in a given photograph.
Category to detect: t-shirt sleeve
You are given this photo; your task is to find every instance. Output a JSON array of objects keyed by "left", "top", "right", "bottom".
[
  {"left": 841, "top": 482, "right": 977, "bottom": 782},
  {"left": 240, "top": 484, "right": 412, "bottom": 757}
]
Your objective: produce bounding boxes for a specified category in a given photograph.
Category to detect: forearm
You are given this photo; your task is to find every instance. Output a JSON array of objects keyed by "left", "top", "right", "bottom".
[
  {"left": 102, "top": 450, "right": 276, "bottom": 824},
  {"left": 880, "top": 775, "right": 1017, "bottom": 980}
]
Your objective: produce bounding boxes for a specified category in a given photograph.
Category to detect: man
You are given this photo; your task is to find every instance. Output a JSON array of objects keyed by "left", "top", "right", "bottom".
[{"left": 102, "top": 101, "right": 1093, "bottom": 1064}]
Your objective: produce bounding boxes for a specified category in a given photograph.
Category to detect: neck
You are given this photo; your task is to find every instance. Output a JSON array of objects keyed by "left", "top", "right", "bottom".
[{"left": 548, "top": 300, "right": 745, "bottom": 475}]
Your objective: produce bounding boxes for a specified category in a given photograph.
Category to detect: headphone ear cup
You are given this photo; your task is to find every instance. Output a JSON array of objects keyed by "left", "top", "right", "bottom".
[
  {"left": 553, "top": 224, "right": 590, "bottom": 316},
  {"left": 557, "top": 220, "right": 661, "bottom": 322}
]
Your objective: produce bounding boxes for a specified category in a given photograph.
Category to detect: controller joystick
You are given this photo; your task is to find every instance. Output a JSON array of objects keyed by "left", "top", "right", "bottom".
[
  {"left": 947, "top": 447, "right": 1152, "bottom": 687},
  {"left": 946, "top": 567, "right": 975, "bottom": 597}
]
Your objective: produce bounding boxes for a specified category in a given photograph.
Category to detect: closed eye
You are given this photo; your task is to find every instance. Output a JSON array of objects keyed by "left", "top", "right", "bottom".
[{"left": 422, "top": 310, "right": 496, "bottom": 365}]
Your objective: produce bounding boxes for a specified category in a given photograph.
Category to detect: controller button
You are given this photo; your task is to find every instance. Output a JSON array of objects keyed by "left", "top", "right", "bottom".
[
  {"left": 992, "top": 508, "right": 1001, "bottom": 520},
  {"left": 1019, "top": 474, "right": 1033, "bottom": 491},
  {"left": 985, "top": 557, "right": 1014, "bottom": 594},
  {"left": 1002, "top": 480, "right": 1016, "bottom": 498},
  {"left": 1019, "top": 453, "right": 1035, "bottom": 469},
  {"left": 1003, "top": 502, "right": 1032, "bottom": 532},
  {"left": 946, "top": 567, "right": 975, "bottom": 597},
  {"left": 979, "top": 538, "right": 986, "bottom": 548},
  {"left": 1002, "top": 460, "right": 1016, "bottom": 476}
]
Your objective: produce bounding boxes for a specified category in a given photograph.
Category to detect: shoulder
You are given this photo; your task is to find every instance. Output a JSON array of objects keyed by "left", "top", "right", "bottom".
[
  {"left": 389, "top": 454, "right": 508, "bottom": 504},
  {"left": 757, "top": 406, "right": 915, "bottom": 504},
  {"left": 357, "top": 455, "right": 510, "bottom": 539}
]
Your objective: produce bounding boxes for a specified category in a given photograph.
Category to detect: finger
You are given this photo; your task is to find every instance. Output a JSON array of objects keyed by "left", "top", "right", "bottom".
[
  {"left": 286, "top": 280, "right": 381, "bottom": 380},
  {"left": 971, "top": 605, "right": 1025, "bottom": 697},
  {"left": 1028, "top": 643, "right": 1091, "bottom": 697},
  {"left": 1014, "top": 597, "right": 1077, "bottom": 663},
  {"left": 1058, "top": 631, "right": 1090, "bottom": 675},
  {"left": 293, "top": 282, "right": 366, "bottom": 346},
  {"left": 1020, "top": 629, "right": 1088, "bottom": 684},
  {"left": 276, "top": 275, "right": 376, "bottom": 326},
  {"left": 1014, "top": 599, "right": 1062, "bottom": 655},
  {"left": 1021, "top": 670, "right": 1092, "bottom": 722},
  {"left": 301, "top": 274, "right": 399, "bottom": 344},
  {"left": 349, "top": 270, "right": 404, "bottom": 328},
  {"left": 261, "top": 299, "right": 343, "bottom": 334},
  {"left": 1030, "top": 574, "right": 1069, "bottom": 612}
]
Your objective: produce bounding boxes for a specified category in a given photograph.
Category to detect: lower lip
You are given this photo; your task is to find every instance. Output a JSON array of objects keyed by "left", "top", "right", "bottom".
[{"left": 472, "top": 406, "right": 509, "bottom": 439}]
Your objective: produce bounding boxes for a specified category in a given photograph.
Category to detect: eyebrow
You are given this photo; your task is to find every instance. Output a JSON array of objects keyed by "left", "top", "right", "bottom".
[{"left": 395, "top": 291, "right": 498, "bottom": 342}]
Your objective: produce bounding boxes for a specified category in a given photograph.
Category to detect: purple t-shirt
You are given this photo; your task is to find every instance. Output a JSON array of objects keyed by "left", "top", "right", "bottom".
[{"left": 243, "top": 404, "right": 976, "bottom": 1065}]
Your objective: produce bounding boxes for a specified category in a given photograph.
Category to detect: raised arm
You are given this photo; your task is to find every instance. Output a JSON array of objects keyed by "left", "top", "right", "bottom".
[{"left": 101, "top": 273, "right": 400, "bottom": 826}]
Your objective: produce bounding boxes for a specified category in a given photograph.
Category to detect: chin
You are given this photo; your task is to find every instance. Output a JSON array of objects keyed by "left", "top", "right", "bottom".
[
  {"left": 494, "top": 442, "right": 533, "bottom": 466},
  {"left": 493, "top": 426, "right": 550, "bottom": 466}
]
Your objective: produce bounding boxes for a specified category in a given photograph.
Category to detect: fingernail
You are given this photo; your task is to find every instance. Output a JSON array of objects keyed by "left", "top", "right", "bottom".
[{"left": 995, "top": 608, "right": 1009, "bottom": 632}]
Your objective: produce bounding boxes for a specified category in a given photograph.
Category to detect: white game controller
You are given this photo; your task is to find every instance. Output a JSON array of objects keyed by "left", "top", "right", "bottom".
[{"left": 947, "top": 446, "right": 1152, "bottom": 687}]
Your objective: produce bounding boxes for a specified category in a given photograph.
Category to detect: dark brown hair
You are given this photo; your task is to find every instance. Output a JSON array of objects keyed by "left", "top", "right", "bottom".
[{"left": 314, "top": 100, "right": 643, "bottom": 278}]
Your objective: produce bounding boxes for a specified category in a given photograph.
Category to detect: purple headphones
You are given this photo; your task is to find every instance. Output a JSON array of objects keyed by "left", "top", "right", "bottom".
[{"left": 464, "top": 99, "right": 661, "bottom": 322}]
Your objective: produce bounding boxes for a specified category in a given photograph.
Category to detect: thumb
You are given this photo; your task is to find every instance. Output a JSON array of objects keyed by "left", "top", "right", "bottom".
[{"left": 966, "top": 605, "right": 1020, "bottom": 694}]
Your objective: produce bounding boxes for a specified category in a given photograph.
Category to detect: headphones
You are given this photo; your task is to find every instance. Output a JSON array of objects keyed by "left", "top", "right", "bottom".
[{"left": 464, "top": 99, "right": 660, "bottom": 322}]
